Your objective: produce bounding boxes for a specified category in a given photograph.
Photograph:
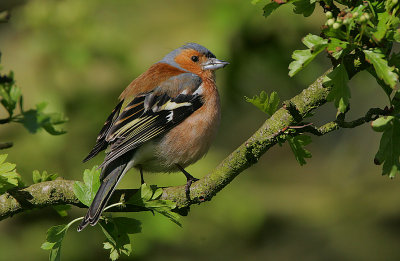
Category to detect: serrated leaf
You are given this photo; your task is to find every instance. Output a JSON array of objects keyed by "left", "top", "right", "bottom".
[
  {"left": 73, "top": 166, "right": 101, "bottom": 206},
  {"left": 245, "top": 91, "right": 280, "bottom": 116},
  {"left": 100, "top": 217, "right": 141, "bottom": 261},
  {"left": 263, "top": 2, "right": 281, "bottom": 18},
  {"left": 373, "top": 12, "right": 390, "bottom": 42},
  {"left": 16, "top": 102, "right": 68, "bottom": 135},
  {"left": 32, "top": 170, "right": 58, "bottom": 184},
  {"left": 127, "top": 184, "right": 181, "bottom": 226},
  {"left": 293, "top": 0, "right": 315, "bottom": 17},
  {"left": 324, "top": 64, "right": 351, "bottom": 113},
  {"left": 289, "top": 34, "right": 328, "bottom": 77},
  {"left": 364, "top": 49, "right": 398, "bottom": 88},
  {"left": 287, "top": 135, "right": 312, "bottom": 166},
  {"left": 41, "top": 224, "right": 68, "bottom": 261},
  {"left": 374, "top": 116, "right": 400, "bottom": 177},
  {"left": 0, "top": 154, "right": 23, "bottom": 194}
]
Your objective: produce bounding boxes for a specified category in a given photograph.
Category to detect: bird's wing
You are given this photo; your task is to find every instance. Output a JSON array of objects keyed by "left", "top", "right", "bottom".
[
  {"left": 92, "top": 73, "right": 204, "bottom": 169},
  {"left": 83, "top": 100, "right": 124, "bottom": 162}
]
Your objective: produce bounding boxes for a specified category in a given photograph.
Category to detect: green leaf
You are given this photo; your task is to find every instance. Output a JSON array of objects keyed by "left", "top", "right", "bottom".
[
  {"left": 289, "top": 34, "right": 328, "bottom": 77},
  {"left": 287, "top": 135, "right": 312, "bottom": 166},
  {"left": 0, "top": 154, "right": 23, "bottom": 194},
  {"left": 324, "top": 64, "right": 351, "bottom": 113},
  {"left": 326, "top": 38, "right": 349, "bottom": 60},
  {"left": 32, "top": 170, "right": 58, "bottom": 183},
  {"left": 367, "top": 67, "right": 393, "bottom": 99},
  {"left": 100, "top": 217, "right": 141, "bottom": 261},
  {"left": 263, "top": 2, "right": 281, "bottom": 18},
  {"left": 140, "top": 183, "right": 153, "bottom": 202},
  {"left": 364, "top": 49, "right": 398, "bottom": 88},
  {"left": 73, "top": 166, "right": 101, "bottom": 206},
  {"left": 152, "top": 187, "right": 163, "bottom": 199},
  {"left": 16, "top": 102, "right": 68, "bottom": 135},
  {"left": 41, "top": 224, "right": 68, "bottom": 261},
  {"left": 394, "top": 30, "right": 400, "bottom": 42},
  {"left": 245, "top": 91, "right": 280, "bottom": 116},
  {"left": 0, "top": 71, "right": 19, "bottom": 117},
  {"left": 292, "top": 0, "right": 315, "bottom": 17},
  {"left": 53, "top": 205, "right": 71, "bottom": 217},
  {"left": 373, "top": 12, "right": 390, "bottom": 43},
  {"left": 373, "top": 116, "right": 400, "bottom": 177},
  {"left": 371, "top": 116, "right": 394, "bottom": 132},
  {"left": 127, "top": 183, "right": 181, "bottom": 226}
]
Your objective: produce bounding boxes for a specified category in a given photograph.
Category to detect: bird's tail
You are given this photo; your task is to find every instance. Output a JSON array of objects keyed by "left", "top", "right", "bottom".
[{"left": 77, "top": 156, "right": 133, "bottom": 232}]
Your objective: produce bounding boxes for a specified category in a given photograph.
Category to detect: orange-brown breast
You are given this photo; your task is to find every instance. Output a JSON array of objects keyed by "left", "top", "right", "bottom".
[{"left": 153, "top": 77, "right": 220, "bottom": 170}]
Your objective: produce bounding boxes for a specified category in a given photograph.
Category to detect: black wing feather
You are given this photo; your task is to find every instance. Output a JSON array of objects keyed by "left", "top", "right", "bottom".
[
  {"left": 99, "top": 92, "right": 203, "bottom": 168},
  {"left": 83, "top": 100, "right": 123, "bottom": 162}
]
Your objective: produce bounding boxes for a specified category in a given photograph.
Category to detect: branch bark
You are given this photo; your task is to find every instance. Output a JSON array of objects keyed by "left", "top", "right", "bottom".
[{"left": 0, "top": 68, "right": 377, "bottom": 221}]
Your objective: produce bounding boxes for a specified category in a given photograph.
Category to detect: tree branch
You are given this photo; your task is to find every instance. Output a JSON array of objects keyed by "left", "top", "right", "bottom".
[{"left": 0, "top": 68, "right": 381, "bottom": 221}]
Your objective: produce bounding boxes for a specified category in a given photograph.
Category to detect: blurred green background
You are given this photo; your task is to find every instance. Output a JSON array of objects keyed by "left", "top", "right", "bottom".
[{"left": 1, "top": 0, "right": 400, "bottom": 260}]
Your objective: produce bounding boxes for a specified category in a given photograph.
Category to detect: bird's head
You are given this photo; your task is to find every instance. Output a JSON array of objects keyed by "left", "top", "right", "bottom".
[{"left": 160, "top": 43, "right": 229, "bottom": 77}]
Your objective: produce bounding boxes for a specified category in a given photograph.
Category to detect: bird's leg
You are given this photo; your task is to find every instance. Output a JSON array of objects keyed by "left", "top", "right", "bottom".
[
  {"left": 176, "top": 164, "right": 199, "bottom": 197},
  {"left": 139, "top": 166, "right": 145, "bottom": 185}
]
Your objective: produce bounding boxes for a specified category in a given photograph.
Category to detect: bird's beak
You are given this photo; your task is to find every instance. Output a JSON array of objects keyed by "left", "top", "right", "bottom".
[{"left": 202, "top": 58, "right": 229, "bottom": 70}]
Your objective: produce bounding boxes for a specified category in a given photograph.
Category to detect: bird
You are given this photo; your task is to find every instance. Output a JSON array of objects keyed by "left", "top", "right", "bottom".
[{"left": 77, "top": 43, "right": 229, "bottom": 231}]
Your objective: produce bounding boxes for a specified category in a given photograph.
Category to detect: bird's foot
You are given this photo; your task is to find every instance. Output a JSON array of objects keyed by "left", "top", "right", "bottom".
[
  {"left": 184, "top": 175, "right": 199, "bottom": 196},
  {"left": 176, "top": 164, "right": 199, "bottom": 198}
]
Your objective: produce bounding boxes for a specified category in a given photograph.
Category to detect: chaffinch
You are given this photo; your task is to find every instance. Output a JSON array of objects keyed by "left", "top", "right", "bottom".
[{"left": 78, "top": 43, "right": 229, "bottom": 231}]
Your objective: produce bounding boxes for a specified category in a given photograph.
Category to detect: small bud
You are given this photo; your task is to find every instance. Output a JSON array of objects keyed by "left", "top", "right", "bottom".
[
  {"left": 326, "top": 11, "right": 333, "bottom": 18},
  {"left": 333, "top": 23, "right": 341, "bottom": 29},
  {"left": 353, "top": 12, "right": 359, "bottom": 18},
  {"left": 360, "top": 15, "right": 366, "bottom": 23},
  {"left": 343, "top": 18, "right": 350, "bottom": 25},
  {"left": 364, "top": 13, "right": 370, "bottom": 20},
  {"left": 393, "top": 0, "right": 398, "bottom": 4},
  {"left": 327, "top": 18, "right": 335, "bottom": 26}
]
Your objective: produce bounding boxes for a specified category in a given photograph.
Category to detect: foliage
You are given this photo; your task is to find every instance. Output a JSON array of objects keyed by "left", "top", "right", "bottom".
[
  {"left": 0, "top": 53, "right": 67, "bottom": 136},
  {"left": 127, "top": 183, "right": 181, "bottom": 226},
  {"left": 42, "top": 168, "right": 181, "bottom": 260},
  {"left": 100, "top": 217, "right": 141, "bottom": 261},
  {"left": 287, "top": 134, "right": 312, "bottom": 166},
  {"left": 372, "top": 115, "right": 400, "bottom": 177},
  {"left": 73, "top": 166, "right": 101, "bottom": 207},
  {"left": 245, "top": 91, "right": 280, "bottom": 116},
  {"left": 247, "top": 0, "right": 400, "bottom": 175},
  {"left": 0, "top": 154, "right": 23, "bottom": 194},
  {"left": 33, "top": 170, "right": 58, "bottom": 184}
]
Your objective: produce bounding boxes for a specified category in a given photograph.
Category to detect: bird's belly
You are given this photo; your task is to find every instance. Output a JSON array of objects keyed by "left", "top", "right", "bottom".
[{"left": 133, "top": 98, "right": 220, "bottom": 173}]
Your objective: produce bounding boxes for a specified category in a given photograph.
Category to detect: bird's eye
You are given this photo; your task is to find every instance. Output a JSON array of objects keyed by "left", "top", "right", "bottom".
[{"left": 191, "top": 56, "right": 199, "bottom": 62}]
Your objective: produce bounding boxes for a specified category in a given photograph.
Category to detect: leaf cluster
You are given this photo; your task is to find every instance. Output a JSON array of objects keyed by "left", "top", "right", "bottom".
[
  {"left": 251, "top": 0, "right": 400, "bottom": 176},
  {"left": 0, "top": 53, "right": 67, "bottom": 135},
  {"left": 42, "top": 167, "right": 181, "bottom": 260}
]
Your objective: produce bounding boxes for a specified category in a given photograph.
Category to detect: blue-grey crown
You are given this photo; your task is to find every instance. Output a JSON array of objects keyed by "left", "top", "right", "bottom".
[{"left": 159, "top": 43, "right": 216, "bottom": 71}]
